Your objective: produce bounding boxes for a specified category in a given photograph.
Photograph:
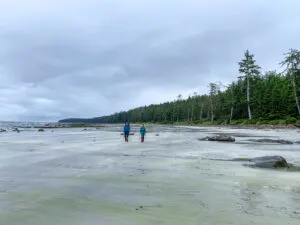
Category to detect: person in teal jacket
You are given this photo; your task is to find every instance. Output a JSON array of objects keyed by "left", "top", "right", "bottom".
[{"left": 140, "top": 124, "right": 146, "bottom": 143}]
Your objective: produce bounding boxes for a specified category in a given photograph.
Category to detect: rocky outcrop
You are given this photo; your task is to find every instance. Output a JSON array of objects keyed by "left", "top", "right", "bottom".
[
  {"left": 198, "top": 135, "right": 235, "bottom": 142},
  {"left": 247, "top": 138, "right": 293, "bottom": 144},
  {"left": 0, "top": 129, "right": 7, "bottom": 133},
  {"left": 211, "top": 156, "right": 292, "bottom": 170},
  {"left": 38, "top": 128, "right": 45, "bottom": 132},
  {"left": 245, "top": 156, "right": 289, "bottom": 168}
]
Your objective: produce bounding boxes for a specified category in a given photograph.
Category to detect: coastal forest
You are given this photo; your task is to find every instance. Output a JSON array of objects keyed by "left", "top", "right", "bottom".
[{"left": 108, "top": 49, "right": 300, "bottom": 125}]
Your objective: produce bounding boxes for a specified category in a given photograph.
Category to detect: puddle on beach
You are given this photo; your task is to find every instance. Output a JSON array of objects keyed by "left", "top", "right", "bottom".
[{"left": 0, "top": 125, "right": 300, "bottom": 225}]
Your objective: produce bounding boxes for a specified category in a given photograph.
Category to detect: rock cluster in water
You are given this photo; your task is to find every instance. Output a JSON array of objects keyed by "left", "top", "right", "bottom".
[
  {"left": 247, "top": 138, "right": 293, "bottom": 144},
  {"left": 198, "top": 136, "right": 299, "bottom": 144},
  {"left": 198, "top": 135, "right": 235, "bottom": 142}
]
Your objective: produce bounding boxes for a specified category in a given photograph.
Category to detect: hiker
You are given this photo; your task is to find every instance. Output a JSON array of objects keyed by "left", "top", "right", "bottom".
[
  {"left": 123, "top": 122, "right": 130, "bottom": 142},
  {"left": 140, "top": 124, "right": 146, "bottom": 143}
]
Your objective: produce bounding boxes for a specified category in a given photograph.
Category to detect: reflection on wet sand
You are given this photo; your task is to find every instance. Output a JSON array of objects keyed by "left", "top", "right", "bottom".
[{"left": 0, "top": 125, "right": 300, "bottom": 224}]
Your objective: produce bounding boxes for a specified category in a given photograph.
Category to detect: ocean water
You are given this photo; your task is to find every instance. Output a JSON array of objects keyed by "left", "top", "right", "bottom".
[{"left": 0, "top": 125, "right": 300, "bottom": 225}]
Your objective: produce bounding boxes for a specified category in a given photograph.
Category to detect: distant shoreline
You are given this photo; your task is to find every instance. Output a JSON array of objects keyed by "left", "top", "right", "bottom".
[
  {"left": 4, "top": 122, "right": 298, "bottom": 130},
  {"left": 65, "top": 122, "right": 300, "bottom": 130}
]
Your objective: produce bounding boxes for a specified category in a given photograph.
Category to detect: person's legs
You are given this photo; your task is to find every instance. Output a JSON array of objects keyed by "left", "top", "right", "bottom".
[
  {"left": 141, "top": 136, "right": 144, "bottom": 143},
  {"left": 124, "top": 131, "right": 129, "bottom": 142}
]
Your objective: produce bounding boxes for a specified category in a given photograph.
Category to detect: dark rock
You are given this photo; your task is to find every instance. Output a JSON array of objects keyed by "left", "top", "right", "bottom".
[
  {"left": 212, "top": 156, "right": 296, "bottom": 170},
  {"left": 198, "top": 137, "right": 206, "bottom": 141},
  {"left": 135, "top": 205, "right": 144, "bottom": 211},
  {"left": 120, "top": 132, "right": 135, "bottom": 135},
  {"left": 246, "top": 156, "right": 289, "bottom": 169},
  {"left": 198, "top": 135, "right": 235, "bottom": 142},
  {"left": 247, "top": 138, "right": 293, "bottom": 144},
  {"left": 82, "top": 128, "right": 88, "bottom": 131},
  {"left": 12, "top": 128, "right": 20, "bottom": 133},
  {"left": 155, "top": 133, "right": 159, "bottom": 136},
  {"left": 231, "top": 158, "right": 251, "bottom": 162},
  {"left": 0, "top": 129, "right": 7, "bottom": 133},
  {"left": 38, "top": 128, "right": 45, "bottom": 132}
]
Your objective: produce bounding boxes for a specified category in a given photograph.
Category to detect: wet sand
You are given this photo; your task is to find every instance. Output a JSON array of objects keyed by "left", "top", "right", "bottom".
[{"left": 0, "top": 126, "right": 300, "bottom": 225}]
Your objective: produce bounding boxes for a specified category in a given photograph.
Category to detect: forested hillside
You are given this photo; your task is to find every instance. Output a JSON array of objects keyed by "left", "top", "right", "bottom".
[
  {"left": 108, "top": 49, "right": 300, "bottom": 125},
  {"left": 59, "top": 116, "right": 109, "bottom": 123}
]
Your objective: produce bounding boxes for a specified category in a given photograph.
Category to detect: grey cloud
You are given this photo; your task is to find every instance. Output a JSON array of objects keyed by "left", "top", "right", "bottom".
[{"left": 0, "top": 0, "right": 300, "bottom": 121}]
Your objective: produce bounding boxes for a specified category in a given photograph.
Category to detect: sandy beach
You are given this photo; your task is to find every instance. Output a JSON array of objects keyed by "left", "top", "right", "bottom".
[{"left": 0, "top": 125, "right": 300, "bottom": 225}]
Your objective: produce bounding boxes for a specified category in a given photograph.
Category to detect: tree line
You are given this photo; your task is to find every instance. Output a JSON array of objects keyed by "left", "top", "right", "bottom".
[
  {"left": 59, "top": 116, "right": 109, "bottom": 123},
  {"left": 108, "top": 49, "right": 300, "bottom": 125}
]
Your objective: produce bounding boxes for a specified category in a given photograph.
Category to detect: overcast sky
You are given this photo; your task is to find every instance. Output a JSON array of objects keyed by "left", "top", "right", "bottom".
[{"left": 0, "top": 0, "right": 299, "bottom": 121}]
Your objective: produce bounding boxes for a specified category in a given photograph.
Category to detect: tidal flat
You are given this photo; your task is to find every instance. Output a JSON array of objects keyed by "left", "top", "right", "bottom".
[{"left": 0, "top": 125, "right": 300, "bottom": 225}]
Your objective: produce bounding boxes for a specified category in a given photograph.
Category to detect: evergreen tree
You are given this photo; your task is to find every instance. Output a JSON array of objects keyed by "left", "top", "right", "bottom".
[
  {"left": 238, "top": 50, "right": 261, "bottom": 119},
  {"left": 280, "top": 49, "right": 300, "bottom": 116},
  {"left": 106, "top": 49, "right": 300, "bottom": 124}
]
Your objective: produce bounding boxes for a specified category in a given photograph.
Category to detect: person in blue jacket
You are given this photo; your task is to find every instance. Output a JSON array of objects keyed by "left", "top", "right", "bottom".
[
  {"left": 123, "top": 122, "right": 130, "bottom": 142},
  {"left": 140, "top": 124, "right": 146, "bottom": 143}
]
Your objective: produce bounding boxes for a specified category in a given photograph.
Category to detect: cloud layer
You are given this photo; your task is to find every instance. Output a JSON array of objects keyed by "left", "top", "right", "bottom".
[{"left": 1, "top": 0, "right": 299, "bottom": 121}]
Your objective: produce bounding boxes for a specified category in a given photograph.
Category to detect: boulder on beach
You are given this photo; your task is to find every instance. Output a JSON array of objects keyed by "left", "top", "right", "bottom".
[
  {"left": 0, "top": 129, "right": 7, "bottom": 133},
  {"left": 247, "top": 138, "right": 293, "bottom": 144},
  {"left": 12, "top": 128, "right": 20, "bottom": 133},
  {"left": 38, "top": 128, "right": 45, "bottom": 132},
  {"left": 211, "top": 156, "right": 292, "bottom": 169},
  {"left": 198, "top": 135, "right": 235, "bottom": 142},
  {"left": 245, "top": 156, "right": 289, "bottom": 169},
  {"left": 155, "top": 133, "right": 159, "bottom": 136}
]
